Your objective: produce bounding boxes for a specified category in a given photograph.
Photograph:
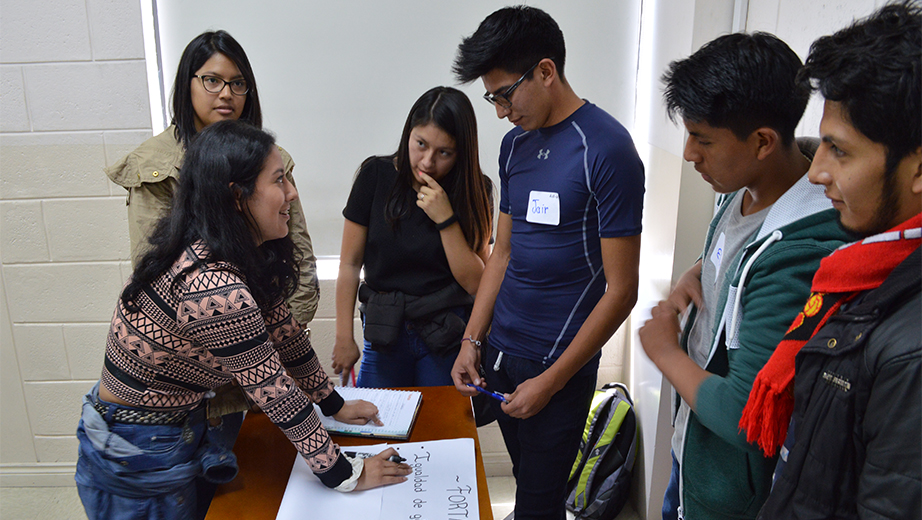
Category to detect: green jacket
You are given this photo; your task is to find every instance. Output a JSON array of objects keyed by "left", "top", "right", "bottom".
[
  {"left": 105, "top": 126, "right": 320, "bottom": 325},
  {"left": 678, "top": 174, "right": 850, "bottom": 520}
]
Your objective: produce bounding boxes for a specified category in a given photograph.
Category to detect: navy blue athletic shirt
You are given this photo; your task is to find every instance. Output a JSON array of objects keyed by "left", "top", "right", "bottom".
[{"left": 489, "top": 102, "right": 644, "bottom": 365}]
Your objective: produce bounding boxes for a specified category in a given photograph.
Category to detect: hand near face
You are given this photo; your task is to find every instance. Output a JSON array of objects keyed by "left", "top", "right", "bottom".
[{"left": 416, "top": 172, "right": 455, "bottom": 224}]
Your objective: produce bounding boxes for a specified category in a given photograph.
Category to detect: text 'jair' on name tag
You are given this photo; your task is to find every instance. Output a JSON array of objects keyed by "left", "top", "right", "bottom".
[{"left": 526, "top": 190, "right": 560, "bottom": 226}]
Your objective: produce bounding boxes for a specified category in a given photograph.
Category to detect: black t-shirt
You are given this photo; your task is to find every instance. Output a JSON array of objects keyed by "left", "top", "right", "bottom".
[{"left": 343, "top": 157, "right": 455, "bottom": 296}]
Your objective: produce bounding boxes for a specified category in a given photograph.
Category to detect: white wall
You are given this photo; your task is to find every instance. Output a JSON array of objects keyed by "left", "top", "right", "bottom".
[
  {"left": 747, "top": 0, "right": 883, "bottom": 138},
  {"left": 153, "top": 0, "right": 643, "bottom": 257},
  {"left": 629, "top": 1, "right": 738, "bottom": 516}
]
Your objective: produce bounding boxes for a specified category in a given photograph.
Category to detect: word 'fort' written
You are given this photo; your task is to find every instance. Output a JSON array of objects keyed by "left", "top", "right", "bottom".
[{"left": 408, "top": 450, "right": 473, "bottom": 518}]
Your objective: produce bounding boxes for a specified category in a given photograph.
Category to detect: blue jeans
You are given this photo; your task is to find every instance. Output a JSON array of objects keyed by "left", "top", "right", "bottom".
[
  {"left": 356, "top": 308, "right": 464, "bottom": 388},
  {"left": 75, "top": 383, "right": 241, "bottom": 520},
  {"left": 484, "top": 344, "right": 597, "bottom": 520},
  {"left": 663, "top": 450, "right": 681, "bottom": 520}
]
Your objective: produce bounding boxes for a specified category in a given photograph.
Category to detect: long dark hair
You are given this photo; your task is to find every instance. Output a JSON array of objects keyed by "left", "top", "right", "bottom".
[
  {"left": 381, "top": 86, "right": 492, "bottom": 252},
  {"left": 171, "top": 30, "right": 262, "bottom": 146},
  {"left": 122, "top": 121, "right": 298, "bottom": 312}
]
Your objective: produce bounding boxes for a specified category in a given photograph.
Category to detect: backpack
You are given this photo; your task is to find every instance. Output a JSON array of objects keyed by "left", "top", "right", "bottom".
[{"left": 565, "top": 382, "right": 638, "bottom": 520}]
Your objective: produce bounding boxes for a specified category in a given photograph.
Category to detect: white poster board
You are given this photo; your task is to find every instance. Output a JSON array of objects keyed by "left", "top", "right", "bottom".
[{"left": 276, "top": 438, "right": 479, "bottom": 520}]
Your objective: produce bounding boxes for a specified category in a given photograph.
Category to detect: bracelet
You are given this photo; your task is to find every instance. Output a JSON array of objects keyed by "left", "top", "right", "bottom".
[
  {"left": 462, "top": 336, "right": 482, "bottom": 347},
  {"left": 333, "top": 454, "right": 364, "bottom": 492},
  {"left": 435, "top": 214, "right": 458, "bottom": 231}
]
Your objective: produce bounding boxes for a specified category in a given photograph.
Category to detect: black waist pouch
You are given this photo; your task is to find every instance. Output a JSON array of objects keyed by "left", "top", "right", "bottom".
[
  {"left": 412, "top": 309, "right": 468, "bottom": 356},
  {"left": 358, "top": 283, "right": 405, "bottom": 347}
]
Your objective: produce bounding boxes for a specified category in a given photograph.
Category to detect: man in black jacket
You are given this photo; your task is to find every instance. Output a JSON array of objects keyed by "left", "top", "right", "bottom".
[{"left": 739, "top": 3, "right": 921, "bottom": 518}]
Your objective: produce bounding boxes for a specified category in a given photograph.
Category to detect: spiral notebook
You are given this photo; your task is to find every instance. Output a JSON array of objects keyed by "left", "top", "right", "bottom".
[{"left": 314, "top": 386, "right": 422, "bottom": 440}]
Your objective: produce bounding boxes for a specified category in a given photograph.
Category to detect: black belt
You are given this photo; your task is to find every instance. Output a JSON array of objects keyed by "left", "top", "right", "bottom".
[{"left": 93, "top": 402, "right": 188, "bottom": 426}]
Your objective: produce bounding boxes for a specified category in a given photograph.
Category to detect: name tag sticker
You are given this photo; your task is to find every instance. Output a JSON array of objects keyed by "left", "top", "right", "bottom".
[
  {"left": 526, "top": 191, "right": 560, "bottom": 226},
  {"left": 709, "top": 232, "right": 726, "bottom": 285}
]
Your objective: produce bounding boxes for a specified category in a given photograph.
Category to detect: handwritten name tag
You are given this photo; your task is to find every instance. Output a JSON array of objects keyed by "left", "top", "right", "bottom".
[
  {"left": 709, "top": 232, "right": 726, "bottom": 285},
  {"left": 526, "top": 191, "right": 560, "bottom": 226}
]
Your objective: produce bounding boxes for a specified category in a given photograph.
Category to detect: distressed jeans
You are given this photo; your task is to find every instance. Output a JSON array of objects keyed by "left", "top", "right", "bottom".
[{"left": 75, "top": 382, "right": 240, "bottom": 520}]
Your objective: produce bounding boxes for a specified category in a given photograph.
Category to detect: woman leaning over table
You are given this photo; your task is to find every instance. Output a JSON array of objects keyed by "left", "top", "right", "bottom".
[
  {"left": 76, "top": 121, "right": 410, "bottom": 520},
  {"left": 332, "top": 87, "right": 493, "bottom": 388},
  {"left": 105, "top": 29, "right": 319, "bottom": 326}
]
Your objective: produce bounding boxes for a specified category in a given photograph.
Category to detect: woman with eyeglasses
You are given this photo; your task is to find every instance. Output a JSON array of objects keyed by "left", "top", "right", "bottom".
[
  {"left": 106, "top": 30, "right": 319, "bottom": 328},
  {"left": 332, "top": 87, "right": 493, "bottom": 389},
  {"left": 77, "top": 121, "right": 411, "bottom": 520}
]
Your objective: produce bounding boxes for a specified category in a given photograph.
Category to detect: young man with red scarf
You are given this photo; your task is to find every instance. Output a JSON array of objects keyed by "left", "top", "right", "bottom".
[{"left": 739, "top": 3, "right": 922, "bottom": 518}]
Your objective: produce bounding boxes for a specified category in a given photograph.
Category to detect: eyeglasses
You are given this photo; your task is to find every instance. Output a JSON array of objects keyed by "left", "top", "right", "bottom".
[
  {"left": 483, "top": 61, "right": 541, "bottom": 109},
  {"left": 194, "top": 75, "right": 249, "bottom": 96}
]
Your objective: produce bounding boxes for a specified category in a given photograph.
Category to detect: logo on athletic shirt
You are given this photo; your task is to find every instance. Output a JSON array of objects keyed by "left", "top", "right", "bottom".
[{"left": 537, "top": 148, "right": 551, "bottom": 160}]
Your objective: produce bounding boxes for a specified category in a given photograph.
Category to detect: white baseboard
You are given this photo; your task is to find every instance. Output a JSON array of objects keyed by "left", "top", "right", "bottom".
[
  {"left": 482, "top": 452, "right": 514, "bottom": 477},
  {"left": 0, "top": 463, "right": 77, "bottom": 487}
]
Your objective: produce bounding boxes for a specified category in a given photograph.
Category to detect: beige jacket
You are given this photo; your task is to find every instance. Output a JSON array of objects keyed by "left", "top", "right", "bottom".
[{"left": 105, "top": 126, "right": 320, "bottom": 324}]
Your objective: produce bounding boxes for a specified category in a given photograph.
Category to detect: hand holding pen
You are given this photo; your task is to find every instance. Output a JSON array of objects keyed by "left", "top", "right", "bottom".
[
  {"left": 466, "top": 383, "right": 509, "bottom": 403},
  {"left": 351, "top": 448, "right": 412, "bottom": 491},
  {"left": 344, "top": 450, "right": 407, "bottom": 463}
]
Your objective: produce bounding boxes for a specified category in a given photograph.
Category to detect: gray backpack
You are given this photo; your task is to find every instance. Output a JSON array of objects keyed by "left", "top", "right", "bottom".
[{"left": 565, "top": 382, "right": 637, "bottom": 519}]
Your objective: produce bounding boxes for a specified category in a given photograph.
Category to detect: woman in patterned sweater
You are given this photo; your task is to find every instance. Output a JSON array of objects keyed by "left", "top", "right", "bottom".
[{"left": 76, "top": 121, "right": 410, "bottom": 520}]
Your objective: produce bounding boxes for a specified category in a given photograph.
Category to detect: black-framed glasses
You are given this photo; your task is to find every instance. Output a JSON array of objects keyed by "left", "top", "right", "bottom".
[
  {"left": 483, "top": 61, "right": 541, "bottom": 109},
  {"left": 194, "top": 75, "right": 249, "bottom": 96}
]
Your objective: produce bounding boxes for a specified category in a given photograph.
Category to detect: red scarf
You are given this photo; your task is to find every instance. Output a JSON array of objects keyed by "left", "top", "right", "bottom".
[{"left": 739, "top": 213, "right": 922, "bottom": 457}]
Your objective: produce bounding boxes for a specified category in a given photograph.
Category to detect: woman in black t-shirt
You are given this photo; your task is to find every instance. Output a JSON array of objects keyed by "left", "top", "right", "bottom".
[{"left": 332, "top": 87, "right": 493, "bottom": 388}]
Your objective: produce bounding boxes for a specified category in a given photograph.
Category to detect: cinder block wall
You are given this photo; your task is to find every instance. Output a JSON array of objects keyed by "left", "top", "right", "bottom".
[{"left": 0, "top": 0, "right": 152, "bottom": 486}]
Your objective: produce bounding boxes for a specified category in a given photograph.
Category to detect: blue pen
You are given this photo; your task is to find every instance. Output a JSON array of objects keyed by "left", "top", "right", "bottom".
[{"left": 466, "top": 383, "right": 508, "bottom": 403}]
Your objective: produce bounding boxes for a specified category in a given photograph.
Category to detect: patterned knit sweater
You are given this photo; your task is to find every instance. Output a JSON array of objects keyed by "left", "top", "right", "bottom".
[{"left": 102, "top": 241, "right": 352, "bottom": 487}]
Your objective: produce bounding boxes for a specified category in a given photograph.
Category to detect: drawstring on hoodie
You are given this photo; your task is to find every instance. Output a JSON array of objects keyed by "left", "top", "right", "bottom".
[
  {"left": 493, "top": 351, "right": 504, "bottom": 372},
  {"left": 728, "top": 230, "right": 784, "bottom": 341}
]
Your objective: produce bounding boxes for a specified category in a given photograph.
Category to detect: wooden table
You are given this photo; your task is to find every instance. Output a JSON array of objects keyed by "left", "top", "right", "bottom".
[{"left": 205, "top": 385, "right": 493, "bottom": 520}]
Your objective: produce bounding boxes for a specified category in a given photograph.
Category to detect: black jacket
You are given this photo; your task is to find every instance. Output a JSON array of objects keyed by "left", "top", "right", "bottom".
[{"left": 758, "top": 247, "right": 921, "bottom": 519}]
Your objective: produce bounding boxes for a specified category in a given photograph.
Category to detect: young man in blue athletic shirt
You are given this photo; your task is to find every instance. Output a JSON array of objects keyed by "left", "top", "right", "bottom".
[{"left": 450, "top": 6, "right": 644, "bottom": 519}]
